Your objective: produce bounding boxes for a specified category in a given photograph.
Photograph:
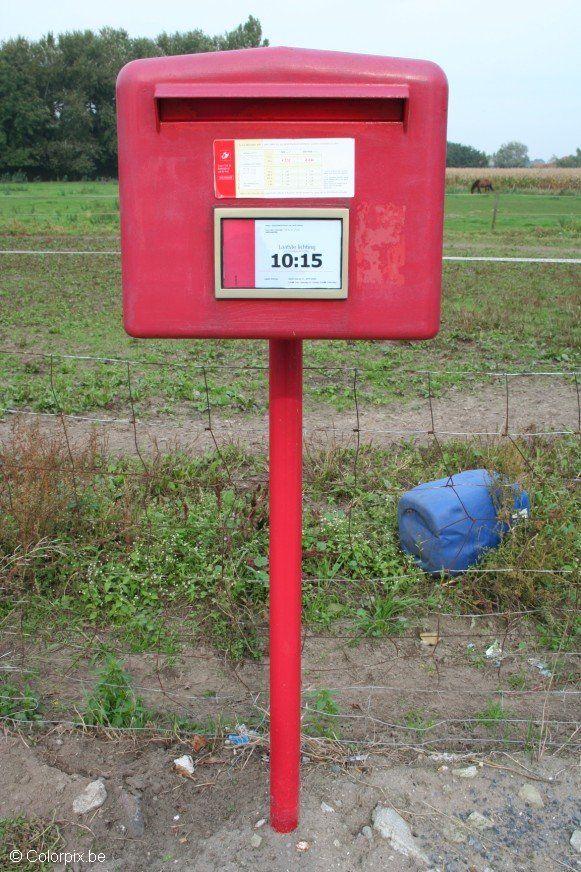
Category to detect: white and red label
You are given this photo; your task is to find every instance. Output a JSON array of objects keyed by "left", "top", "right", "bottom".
[
  {"left": 214, "top": 139, "right": 354, "bottom": 199},
  {"left": 222, "top": 218, "right": 343, "bottom": 289}
]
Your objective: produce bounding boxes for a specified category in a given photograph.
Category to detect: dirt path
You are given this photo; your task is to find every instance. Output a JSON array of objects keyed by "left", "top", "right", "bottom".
[{"left": 1, "top": 375, "right": 578, "bottom": 456}]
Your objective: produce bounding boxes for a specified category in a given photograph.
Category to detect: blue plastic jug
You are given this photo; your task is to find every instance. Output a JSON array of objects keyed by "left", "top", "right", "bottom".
[{"left": 398, "top": 469, "right": 530, "bottom": 574}]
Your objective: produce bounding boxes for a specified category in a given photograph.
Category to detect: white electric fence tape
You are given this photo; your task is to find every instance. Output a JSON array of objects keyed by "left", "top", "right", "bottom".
[{"left": 0, "top": 251, "right": 579, "bottom": 264}]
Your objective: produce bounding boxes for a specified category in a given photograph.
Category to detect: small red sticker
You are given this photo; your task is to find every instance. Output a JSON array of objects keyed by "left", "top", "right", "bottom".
[{"left": 214, "top": 139, "right": 236, "bottom": 198}]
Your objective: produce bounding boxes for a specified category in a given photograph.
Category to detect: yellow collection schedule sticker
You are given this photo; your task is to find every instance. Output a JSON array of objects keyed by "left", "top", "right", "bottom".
[{"left": 215, "top": 139, "right": 355, "bottom": 199}]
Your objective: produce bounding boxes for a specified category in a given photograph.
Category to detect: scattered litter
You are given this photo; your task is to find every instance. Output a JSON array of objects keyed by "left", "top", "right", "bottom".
[
  {"left": 173, "top": 755, "right": 195, "bottom": 777},
  {"left": 466, "top": 643, "right": 476, "bottom": 651},
  {"left": 420, "top": 631, "right": 440, "bottom": 646},
  {"left": 321, "top": 801, "right": 335, "bottom": 813},
  {"left": 346, "top": 753, "right": 369, "bottom": 763},
  {"left": 485, "top": 640, "right": 504, "bottom": 665},
  {"left": 250, "top": 834, "right": 262, "bottom": 848},
  {"left": 429, "top": 752, "right": 473, "bottom": 763},
  {"left": 73, "top": 779, "right": 107, "bottom": 815},
  {"left": 372, "top": 804, "right": 429, "bottom": 863},
  {"left": 254, "top": 818, "right": 266, "bottom": 829},
  {"left": 296, "top": 841, "right": 310, "bottom": 852},
  {"left": 225, "top": 724, "right": 260, "bottom": 747},
  {"left": 227, "top": 734, "right": 250, "bottom": 746},
  {"left": 173, "top": 815, "right": 180, "bottom": 821},
  {"left": 528, "top": 658, "right": 552, "bottom": 678},
  {"left": 570, "top": 829, "right": 581, "bottom": 852}
]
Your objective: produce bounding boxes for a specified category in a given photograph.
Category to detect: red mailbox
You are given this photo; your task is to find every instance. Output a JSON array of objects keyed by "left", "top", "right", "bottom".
[
  {"left": 117, "top": 46, "right": 447, "bottom": 835},
  {"left": 117, "top": 46, "right": 447, "bottom": 339}
]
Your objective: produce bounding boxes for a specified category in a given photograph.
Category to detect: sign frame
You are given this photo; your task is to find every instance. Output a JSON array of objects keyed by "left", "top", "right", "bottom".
[{"left": 214, "top": 207, "right": 349, "bottom": 300}]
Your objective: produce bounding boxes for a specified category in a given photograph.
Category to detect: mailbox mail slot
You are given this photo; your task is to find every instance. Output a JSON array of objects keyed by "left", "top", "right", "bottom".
[
  {"left": 117, "top": 46, "right": 447, "bottom": 340},
  {"left": 155, "top": 82, "right": 409, "bottom": 125}
]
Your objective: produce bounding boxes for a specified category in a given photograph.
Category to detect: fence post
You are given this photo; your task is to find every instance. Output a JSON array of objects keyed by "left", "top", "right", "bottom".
[{"left": 491, "top": 193, "right": 500, "bottom": 230}]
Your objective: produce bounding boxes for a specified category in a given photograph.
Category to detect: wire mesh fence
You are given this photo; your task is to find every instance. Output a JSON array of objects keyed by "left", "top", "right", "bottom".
[{"left": 0, "top": 349, "right": 579, "bottom": 755}]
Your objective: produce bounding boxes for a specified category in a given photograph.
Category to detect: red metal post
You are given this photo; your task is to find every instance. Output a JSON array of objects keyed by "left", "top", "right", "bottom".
[{"left": 269, "top": 338, "right": 303, "bottom": 833}]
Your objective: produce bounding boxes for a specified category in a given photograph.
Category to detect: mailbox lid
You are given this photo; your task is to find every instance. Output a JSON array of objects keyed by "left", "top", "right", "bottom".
[{"left": 117, "top": 46, "right": 447, "bottom": 340}]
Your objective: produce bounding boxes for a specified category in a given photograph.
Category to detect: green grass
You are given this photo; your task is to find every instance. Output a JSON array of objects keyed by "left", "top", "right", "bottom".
[
  {"left": 0, "top": 681, "right": 40, "bottom": 722},
  {"left": 0, "top": 253, "right": 578, "bottom": 416},
  {"left": 0, "top": 180, "right": 120, "bottom": 234},
  {"left": 84, "top": 657, "right": 149, "bottom": 728},
  {"left": 0, "top": 182, "right": 580, "bottom": 243},
  {"left": 443, "top": 191, "right": 581, "bottom": 254},
  {"left": 0, "top": 817, "right": 63, "bottom": 871},
  {"left": 0, "top": 426, "right": 578, "bottom": 659},
  {"left": 0, "top": 182, "right": 578, "bottom": 416}
]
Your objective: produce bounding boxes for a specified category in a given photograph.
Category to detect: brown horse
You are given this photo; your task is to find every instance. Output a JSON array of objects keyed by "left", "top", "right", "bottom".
[{"left": 471, "top": 178, "right": 494, "bottom": 193}]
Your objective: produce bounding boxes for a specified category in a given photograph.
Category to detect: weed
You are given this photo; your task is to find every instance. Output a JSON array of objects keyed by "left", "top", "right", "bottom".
[
  {"left": 354, "top": 594, "right": 415, "bottom": 638},
  {"left": 475, "top": 699, "right": 505, "bottom": 727},
  {"left": 506, "top": 671, "right": 528, "bottom": 690},
  {"left": 403, "top": 708, "right": 436, "bottom": 737},
  {"left": 524, "top": 718, "right": 542, "bottom": 756},
  {"left": 0, "top": 682, "right": 40, "bottom": 722},
  {"left": 467, "top": 648, "right": 488, "bottom": 669},
  {"left": 474, "top": 699, "right": 514, "bottom": 738},
  {"left": 536, "top": 613, "right": 580, "bottom": 652},
  {"left": 303, "top": 689, "right": 340, "bottom": 739},
  {"left": 84, "top": 657, "right": 149, "bottom": 729},
  {"left": 0, "top": 424, "right": 578, "bottom": 659}
]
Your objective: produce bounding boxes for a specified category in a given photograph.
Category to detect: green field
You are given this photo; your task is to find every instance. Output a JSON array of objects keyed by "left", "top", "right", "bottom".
[
  {"left": 0, "top": 183, "right": 579, "bottom": 416},
  {"left": 1, "top": 180, "right": 580, "bottom": 255}
]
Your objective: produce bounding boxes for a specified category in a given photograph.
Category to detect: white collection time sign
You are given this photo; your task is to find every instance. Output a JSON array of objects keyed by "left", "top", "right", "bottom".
[
  {"left": 255, "top": 219, "right": 342, "bottom": 289},
  {"left": 215, "top": 208, "right": 349, "bottom": 300}
]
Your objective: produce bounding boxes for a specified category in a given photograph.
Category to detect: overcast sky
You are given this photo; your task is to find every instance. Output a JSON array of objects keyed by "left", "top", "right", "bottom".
[{"left": 3, "top": 0, "right": 579, "bottom": 159}]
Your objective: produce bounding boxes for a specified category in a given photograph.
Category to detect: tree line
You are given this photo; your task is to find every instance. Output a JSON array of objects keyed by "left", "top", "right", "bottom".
[
  {"left": 1, "top": 24, "right": 578, "bottom": 179},
  {"left": 0, "top": 18, "right": 267, "bottom": 180},
  {"left": 447, "top": 140, "right": 581, "bottom": 168}
]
